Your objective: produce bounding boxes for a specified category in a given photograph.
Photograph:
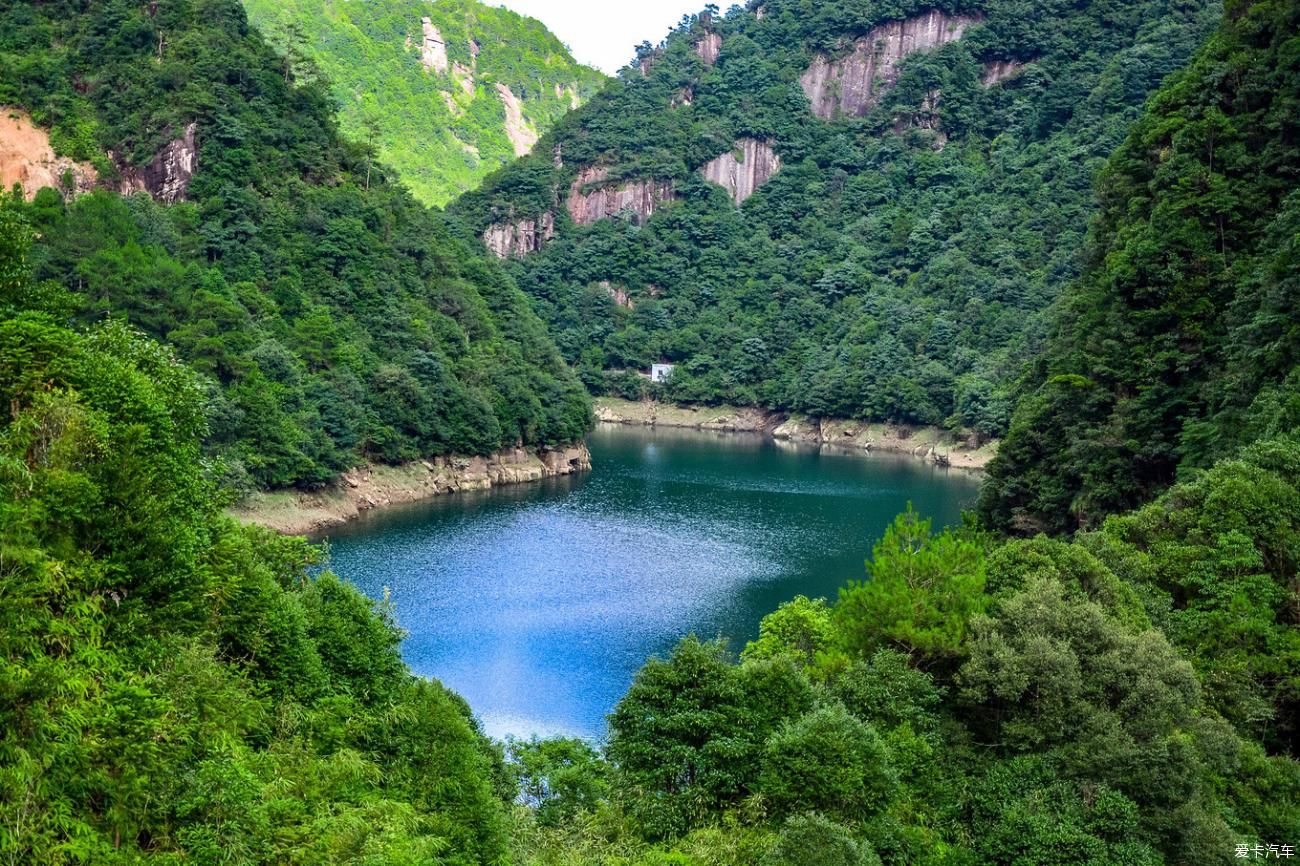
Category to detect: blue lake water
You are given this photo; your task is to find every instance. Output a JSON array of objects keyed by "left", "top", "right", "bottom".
[{"left": 319, "top": 424, "right": 981, "bottom": 740}]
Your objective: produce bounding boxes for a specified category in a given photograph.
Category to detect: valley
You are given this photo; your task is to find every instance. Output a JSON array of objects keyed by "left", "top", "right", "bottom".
[{"left": 1, "top": 0, "right": 1297, "bottom": 864}]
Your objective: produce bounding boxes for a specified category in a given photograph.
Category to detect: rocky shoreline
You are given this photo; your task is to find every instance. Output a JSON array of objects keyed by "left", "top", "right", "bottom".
[
  {"left": 229, "top": 444, "right": 591, "bottom": 536},
  {"left": 593, "top": 397, "right": 997, "bottom": 470}
]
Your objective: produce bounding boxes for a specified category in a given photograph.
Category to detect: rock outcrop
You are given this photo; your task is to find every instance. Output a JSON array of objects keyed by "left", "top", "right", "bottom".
[
  {"left": 453, "top": 61, "right": 476, "bottom": 96},
  {"left": 566, "top": 166, "right": 675, "bottom": 226},
  {"left": 230, "top": 443, "right": 593, "bottom": 536},
  {"left": 0, "top": 109, "right": 98, "bottom": 199},
  {"left": 420, "top": 17, "right": 449, "bottom": 73},
  {"left": 599, "top": 280, "right": 634, "bottom": 309},
  {"left": 555, "top": 83, "right": 581, "bottom": 109},
  {"left": 2, "top": 109, "right": 197, "bottom": 204},
  {"left": 117, "top": 122, "right": 197, "bottom": 204},
  {"left": 495, "top": 83, "right": 538, "bottom": 156},
  {"left": 801, "top": 10, "right": 982, "bottom": 120},
  {"left": 981, "top": 58, "right": 1027, "bottom": 86},
  {"left": 483, "top": 211, "right": 555, "bottom": 258},
  {"left": 700, "top": 138, "right": 781, "bottom": 205},
  {"left": 695, "top": 31, "right": 722, "bottom": 65},
  {"left": 892, "top": 90, "right": 946, "bottom": 147}
]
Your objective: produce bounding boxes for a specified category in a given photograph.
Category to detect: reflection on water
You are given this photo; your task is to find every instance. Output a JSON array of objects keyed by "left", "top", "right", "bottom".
[{"left": 319, "top": 424, "right": 981, "bottom": 739}]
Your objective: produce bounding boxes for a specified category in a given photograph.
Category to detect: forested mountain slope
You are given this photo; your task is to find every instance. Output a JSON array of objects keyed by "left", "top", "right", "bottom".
[
  {"left": 2, "top": 1, "right": 1299, "bottom": 864},
  {"left": 981, "top": 0, "right": 1300, "bottom": 533},
  {"left": 0, "top": 0, "right": 590, "bottom": 492},
  {"left": 0, "top": 219, "right": 516, "bottom": 862},
  {"left": 243, "top": 0, "right": 607, "bottom": 206},
  {"left": 453, "top": 0, "right": 1220, "bottom": 437}
]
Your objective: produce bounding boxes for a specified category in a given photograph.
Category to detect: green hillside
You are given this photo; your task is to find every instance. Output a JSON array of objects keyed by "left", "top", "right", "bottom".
[
  {"left": 0, "top": 0, "right": 590, "bottom": 492},
  {"left": 981, "top": 0, "right": 1300, "bottom": 534},
  {"left": 2, "top": 0, "right": 1298, "bottom": 864},
  {"left": 243, "top": 0, "right": 608, "bottom": 206},
  {"left": 453, "top": 0, "right": 1220, "bottom": 439}
]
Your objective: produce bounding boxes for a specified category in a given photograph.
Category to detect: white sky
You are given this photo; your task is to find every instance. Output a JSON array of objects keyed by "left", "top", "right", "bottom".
[{"left": 494, "top": 0, "right": 709, "bottom": 74}]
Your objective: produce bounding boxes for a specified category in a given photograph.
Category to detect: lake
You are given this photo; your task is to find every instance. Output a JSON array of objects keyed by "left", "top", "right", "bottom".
[{"left": 320, "top": 424, "right": 982, "bottom": 740}]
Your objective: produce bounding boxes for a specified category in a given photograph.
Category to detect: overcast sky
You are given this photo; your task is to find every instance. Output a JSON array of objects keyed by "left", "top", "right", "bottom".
[{"left": 495, "top": 0, "right": 708, "bottom": 74}]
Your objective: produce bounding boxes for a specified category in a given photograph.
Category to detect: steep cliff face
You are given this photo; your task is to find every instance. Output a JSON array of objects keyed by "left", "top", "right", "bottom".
[
  {"left": 981, "top": 58, "right": 1026, "bottom": 86},
  {"left": 700, "top": 138, "right": 781, "bottom": 205},
  {"left": 801, "top": 10, "right": 982, "bottom": 119},
  {"left": 600, "top": 281, "right": 635, "bottom": 309},
  {"left": 566, "top": 166, "right": 676, "bottom": 226},
  {"left": 495, "top": 83, "right": 539, "bottom": 156},
  {"left": 2, "top": 110, "right": 196, "bottom": 203},
  {"left": 117, "top": 122, "right": 198, "bottom": 204},
  {"left": 0, "top": 110, "right": 98, "bottom": 199},
  {"left": 695, "top": 31, "right": 722, "bottom": 65},
  {"left": 483, "top": 211, "right": 555, "bottom": 258},
  {"left": 420, "top": 17, "right": 450, "bottom": 72}
]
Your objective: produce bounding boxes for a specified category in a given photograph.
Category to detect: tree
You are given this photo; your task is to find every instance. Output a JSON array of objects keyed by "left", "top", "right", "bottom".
[
  {"left": 834, "top": 507, "right": 987, "bottom": 666},
  {"left": 742, "top": 595, "right": 835, "bottom": 669},
  {"left": 758, "top": 703, "right": 896, "bottom": 822}
]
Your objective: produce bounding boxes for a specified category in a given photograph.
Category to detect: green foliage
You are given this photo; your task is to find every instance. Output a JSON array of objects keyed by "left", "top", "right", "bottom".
[
  {"left": 970, "top": 758, "right": 1164, "bottom": 866},
  {"left": 455, "top": 0, "right": 1218, "bottom": 431},
  {"left": 509, "top": 737, "right": 609, "bottom": 827},
  {"left": 242, "top": 0, "right": 607, "bottom": 206},
  {"left": 0, "top": 215, "right": 510, "bottom": 863},
  {"left": 983, "top": 0, "right": 1300, "bottom": 532},
  {"left": 758, "top": 704, "right": 897, "bottom": 822},
  {"left": 1085, "top": 435, "right": 1300, "bottom": 753},
  {"left": 606, "top": 637, "right": 761, "bottom": 839},
  {"left": 593, "top": 467, "right": 1300, "bottom": 864},
  {"left": 741, "top": 595, "right": 835, "bottom": 668},
  {"left": 834, "top": 507, "right": 987, "bottom": 664},
  {"left": 0, "top": 0, "right": 591, "bottom": 491},
  {"left": 832, "top": 649, "right": 944, "bottom": 739},
  {"left": 761, "top": 814, "right": 881, "bottom": 866}
]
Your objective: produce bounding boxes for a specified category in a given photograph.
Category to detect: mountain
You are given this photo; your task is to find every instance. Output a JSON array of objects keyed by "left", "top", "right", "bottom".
[
  {"left": 3, "top": 0, "right": 1300, "bottom": 864},
  {"left": 243, "top": 0, "right": 608, "bottom": 206},
  {"left": 451, "top": 0, "right": 1221, "bottom": 440},
  {"left": 1, "top": 248, "right": 515, "bottom": 862},
  {"left": 0, "top": 0, "right": 591, "bottom": 492},
  {"left": 980, "top": 0, "right": 1300, "bottom": 534}
]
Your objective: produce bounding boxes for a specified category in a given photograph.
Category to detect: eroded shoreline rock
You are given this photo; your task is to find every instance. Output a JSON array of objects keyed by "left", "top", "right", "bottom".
[{"left": 230, "top": 443, "right": 592, "bottom": 536}]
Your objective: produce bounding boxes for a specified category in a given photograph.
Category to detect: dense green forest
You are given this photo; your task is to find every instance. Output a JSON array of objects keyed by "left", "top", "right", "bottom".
[
  {"left": 980, "top": 0, "right": 1300, "bottom": 533},
  {"left": 242, "top": 0, "right": 607, "bottom": 207},
  {"left": 1, "top": 229, "right": 514, "bottom": 862},
  {"left": 2, "top": 0, "right": 1298, "bottom": 863},
  {"left": 0, "top": 0, "right": 590, "bottom": 492},
  {"left": 4, "top": 203, "right": 1298, "bottom": 862},
  {"left": 454, "top": 0, "right": 1220, "bottom": 437}
]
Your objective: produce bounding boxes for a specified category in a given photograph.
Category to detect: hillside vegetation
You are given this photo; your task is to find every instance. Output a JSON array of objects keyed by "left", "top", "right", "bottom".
[
  {"left": 454, "top": 0, "right": 1220, "bottom": 440},
  {"left": 1, "top": 0, "right": 1297, "bottom": 864},
  {"left": 981, "top": 0, "right": 1300, "bottom": 533},
  {"left": 0, "top": 0, "right": 591, "bottom": 492},
  {"left": 243, "top": 0, "right": 607, "bottom": 206},
  {"left": 5, "top": 198, "right": 1297, "bottom": 864}
]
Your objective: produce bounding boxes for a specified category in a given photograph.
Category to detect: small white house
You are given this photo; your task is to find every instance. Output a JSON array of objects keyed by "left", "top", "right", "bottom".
[{"left": 650, "top": 363, "right": 676, "bottom": 384}]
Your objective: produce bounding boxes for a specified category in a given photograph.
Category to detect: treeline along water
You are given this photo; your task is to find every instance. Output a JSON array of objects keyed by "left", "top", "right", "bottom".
[{"left": 321, "top": 425, "right": 981, "bottom": 738}]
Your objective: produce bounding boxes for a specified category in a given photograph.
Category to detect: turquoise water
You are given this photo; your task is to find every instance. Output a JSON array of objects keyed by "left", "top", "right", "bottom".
[{"left": 319, "top": 425, "right": 981, "bottom": 739}]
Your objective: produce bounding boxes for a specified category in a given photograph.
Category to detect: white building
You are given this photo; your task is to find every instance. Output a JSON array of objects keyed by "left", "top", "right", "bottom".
[{"left": 650, "top": 363, "right": 676, "bottom": 384}]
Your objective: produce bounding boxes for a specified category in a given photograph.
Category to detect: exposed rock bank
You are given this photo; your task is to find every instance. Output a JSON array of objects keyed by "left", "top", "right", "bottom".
[
  {"left": 2, "top": 107, "right": 197, "bottom": 203},
  {"left": 800, "top": 11, "right": 981, "bottom": 120},
  {"left": 567, "top": 166, "right": 675, "bottom": 226},
  {"left": 701, "top": 138, "right": 782, "bottom": 205},
  {"left": 230, "top": 444, "right": 591, "bottom": 536},
  {"left": 595, "top": 397, "right": 995, "bottom": 469}
]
